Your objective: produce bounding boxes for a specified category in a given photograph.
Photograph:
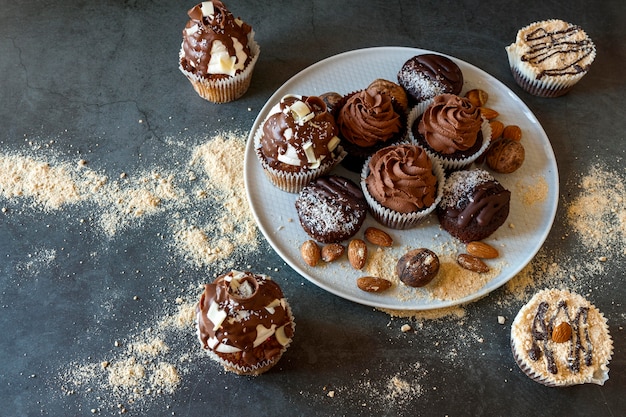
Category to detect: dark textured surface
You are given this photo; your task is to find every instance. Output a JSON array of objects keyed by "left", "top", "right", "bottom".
[{"left": 1, "top": 1, "right": 624, "bottom": 416}]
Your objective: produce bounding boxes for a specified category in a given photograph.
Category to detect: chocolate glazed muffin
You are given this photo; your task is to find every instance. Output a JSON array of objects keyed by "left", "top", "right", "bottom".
[
  {"left": 295, "top": 175, "right": 367, "bottom": 243},
  {"left": 197, "top": 270, "right": 295, "bottom": 376},
  {"left": 397, "top": 54, "right": 464, "bottom": 104},
  {"left": 436, "top": 169, "right": 510, "bottom": 242}
]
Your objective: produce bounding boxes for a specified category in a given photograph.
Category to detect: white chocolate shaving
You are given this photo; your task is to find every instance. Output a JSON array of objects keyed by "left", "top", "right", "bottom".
[
  {"left": 254, "top": 324, "right": 277, "bottom": 347},
  {"left": 207, "top": 301, "right": 227, "bottom": 331}
]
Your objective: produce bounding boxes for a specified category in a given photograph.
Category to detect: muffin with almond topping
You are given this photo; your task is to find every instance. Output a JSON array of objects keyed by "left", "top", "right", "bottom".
[
  {"left": 511, "top": 288, "right": 613, "bottom": 386},
  {"left": 196, "top": 270, "right": 295, "bottom": 376}
]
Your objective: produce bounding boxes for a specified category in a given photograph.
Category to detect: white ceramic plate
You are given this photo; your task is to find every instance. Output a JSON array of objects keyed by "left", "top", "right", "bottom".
[{"left": 244, "top": 47, "right": 558, "bottom": 310}]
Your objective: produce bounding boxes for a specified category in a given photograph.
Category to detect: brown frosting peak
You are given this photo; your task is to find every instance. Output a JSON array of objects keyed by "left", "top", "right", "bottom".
[
  {"left": 260, "top": 95, "right": 340, "bottom": 172},
  {"left": 197, "top": 271, "right": 294, "bottom": 365},
  {"left": 180, "top": 1, "right": 252, "bottom": 78},
  {"left": 365, "top": 144, "right": 437, "bottom": 213},
  {"left": 337, "top": 89, "right": 402, "bottom": 148},
  {"left": 418, "top": 94, "right": 482, "bottom": 154}
]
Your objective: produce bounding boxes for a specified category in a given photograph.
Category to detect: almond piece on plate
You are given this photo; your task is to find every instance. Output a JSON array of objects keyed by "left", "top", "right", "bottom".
[
  {"left": 364, "top": 227, "right": 393, "bottom": 247},
  {"left": 457, "top": 253, "right": 489, "bottom": 273},
  {"left": 466, "top": 241, "right": 499, "bottom": 259},
  {"left": 357, "top": 277, "right": 392, "bottom": 293},
  {"left": 348, "top": 239, "right": 367, "bottom": 269},
  {"left": 300, "top": 240, "right": 321, "bottom": 267},
  {"left": 321, "top": 243, "right": 344, "bottom": 262}
]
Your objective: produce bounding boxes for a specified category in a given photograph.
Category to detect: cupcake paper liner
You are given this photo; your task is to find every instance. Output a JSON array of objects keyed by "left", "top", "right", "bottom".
[
  {"left": 407, "top": 100, "right": 492, "bottom": 171},
  {"left": 179, "top": 32, "right": 260, "bottom": 103},
  {"left": 360, "top": 143, "right": 445, "bottom": 230}
]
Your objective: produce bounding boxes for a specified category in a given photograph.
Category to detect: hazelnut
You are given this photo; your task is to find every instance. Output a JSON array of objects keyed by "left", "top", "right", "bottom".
[
  {"left": 396, "top": 248, "right": 440, "bottom": 287},
  {"left": 486, "top": 138, "right": 525, "bottom": 173}
]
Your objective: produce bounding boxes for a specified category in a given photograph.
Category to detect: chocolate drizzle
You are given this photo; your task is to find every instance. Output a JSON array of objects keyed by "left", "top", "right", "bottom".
[
  {"left": 447, "top": 182, "right": 510, "bottom": 228},
  {"left": 522, "top": 24, "right": 595, "bottom": 79},
  {"left": 528, "top": 299, "right": 593, "bottom": 375}
]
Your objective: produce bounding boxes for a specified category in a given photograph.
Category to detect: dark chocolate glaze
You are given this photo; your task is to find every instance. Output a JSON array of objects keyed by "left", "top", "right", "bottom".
[
  {"left": 295, "top": 175, "right": 366, "bottom": 243},
  {"left": 398, "top": 54, "right": 464, "bottom": 103},
  {"left": 197, "top": 271, "right": 294, "bottom": 366}
]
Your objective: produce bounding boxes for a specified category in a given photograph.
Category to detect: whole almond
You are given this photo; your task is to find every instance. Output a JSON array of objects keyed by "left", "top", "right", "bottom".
[
  {"left": 457, "top": 253, "right": 489, "bottom": 273},
  {"left": 489, "top": 120, "right": 504, "bottom": 140},
  {"left": 466, "top": 241, "right": 499, "bottom": 259},
  {"left": 348, "top": 239, "right": 367, "bottom": 270},
  {"left": 479, "top": 107, "right": 499, "bottom": 120},
  {"left": 356, "top": 276, "right": 392, "bottom": 293},
  {"left": 552, "top": 322, "right": 572, "bottom": 343},
  {"left": 502, "top": 125, "right": 522, "bottom": 141},
  {"left": 465, "top": 89, "right": 489, "bottom": 107},
  {"left": 364, "top": 227, "right": 393, "bottom": 247},
  {"left": 321, "top": 243, "right": 344, "bottom": 262},
  {"left": 300, "top": 240, "right": 320, "bottom": 267}
]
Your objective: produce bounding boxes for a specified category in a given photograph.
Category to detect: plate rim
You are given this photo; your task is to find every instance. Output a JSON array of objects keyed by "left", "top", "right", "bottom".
[{"left": 244, "top": 46, "right": 559, "bottom": 310}]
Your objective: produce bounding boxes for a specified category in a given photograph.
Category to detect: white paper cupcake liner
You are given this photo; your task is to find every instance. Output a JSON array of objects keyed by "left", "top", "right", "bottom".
[
  {"left": 360, "top": 143, "right": 445, "bottom": 230},
  {"left": 179, "top": 32, "right": 260, "bottom": 103},
  {"left": 407, "top": 101, "right": 491, "bottom": 171}
]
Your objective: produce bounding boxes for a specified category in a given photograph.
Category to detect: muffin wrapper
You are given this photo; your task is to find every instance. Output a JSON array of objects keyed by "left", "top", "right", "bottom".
[
  {"left": 254, "top": 118, "right": 347, "bottom": 193},
  {"left": 407, "top": 100, "right": 492, "bottom": 171},
  {"left": 179, "top": 32, "right": 260, "bottom": 103},
  {"left": 360, "top": 143, "right": 445, "bottom": 229},
  {"left": 203, "top": 301, "right": 296, "bottom": 376}
]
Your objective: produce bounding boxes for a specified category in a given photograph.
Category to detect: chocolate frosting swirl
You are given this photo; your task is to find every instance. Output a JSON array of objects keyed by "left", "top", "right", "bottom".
[
  {"left": 180, "top": 1, "right": 252, "bottom": 77},
  {"left": 197, "top": 271, "right": 294, "bottom": 365},
  {"left": 418, "top": 94, "right": 482, "bottom": 154},
  {"left": 260, "top": 95, "right": 340, "bottom": 171},
  {"left": 337, "top": 89, "right": 401, "bottom": 148},
  {"left": 365, "top": 144, "right": 437, "bottom": 213}
]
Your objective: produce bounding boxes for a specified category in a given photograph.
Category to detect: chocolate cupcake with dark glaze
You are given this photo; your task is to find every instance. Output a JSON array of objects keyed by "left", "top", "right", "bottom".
[
  {"left": 437, "top": 169, "right": 510, "bottom": 242},
  {"left": 255, "top": 94, "right": 346, "bottom": 193},
  {"left": 197, "top": 270, "right": 295, "bottom": 375},
  {"left": 295, "top": 175, "right": 367, "bottom": 243},
  {"left": 397, "top": 54, "right": 463, "bottom": 104},
  {"left": 335, "top": 87, "right": 406, "bottom": 172}
]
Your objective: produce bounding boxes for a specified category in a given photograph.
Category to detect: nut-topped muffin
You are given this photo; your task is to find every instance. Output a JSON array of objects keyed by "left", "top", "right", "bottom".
[
  {"left": 179, "top": 1, "right": 259, "bottom": 103},
  {"left": 255, "top": 94, "right": 345, "bottom": 193},
  {"left": 505, "top": 19, "right": 596, "bottom": 97},
  {"left": 197, "top": 270, "right": 295, "bottom": 375},
  {"left": 511, "top": 289, "right": 613, "bottom": 386}
]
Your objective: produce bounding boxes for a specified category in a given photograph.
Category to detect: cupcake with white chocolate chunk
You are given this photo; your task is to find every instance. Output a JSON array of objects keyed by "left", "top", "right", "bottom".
[
  {"left": 510, "top": 288, "right": 613, "bottom": 387},
  {"left": 255, "top": 94, "right": 346, "bottom": 193},
  {"left": 196, "top": 270, "right": 295, "bottom": 376},
  {"left": 179, "top": 1, "right": 260, "bottom": 103}
]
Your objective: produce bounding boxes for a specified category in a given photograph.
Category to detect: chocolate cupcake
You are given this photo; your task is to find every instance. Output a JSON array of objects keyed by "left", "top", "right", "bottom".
[
  {"left": 436, "top": 169, "right": 510, "bottom": 242},
  {"left": 295, "top": 175, "right": 367, "bottom": 243},
  {"left": 505, "top": 19, "right": 596, "bottom": 98},
  {"left": 197, "top": 270, "right": 295, "bottom": 376},
  {"left": 397, "top": 53, "right": 464, "bottom": 104},
  {"left": 362, "top": 144, "right": 444, "bottom": 230},
  {"left": 408, "top": 94, "right": 492, "bottom": 171},
  {"left": 335, "top": 87, "right": 405, "bottom": 172},
  {"left": 178, "top": 1, "right": 260, "bottom": 103},
  {"left": 255, "top": 94, "right": 346, "bottom": 193},
  {"left": 511, "top": 289, "right": 613, "bottom": 387}
]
